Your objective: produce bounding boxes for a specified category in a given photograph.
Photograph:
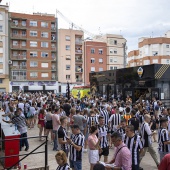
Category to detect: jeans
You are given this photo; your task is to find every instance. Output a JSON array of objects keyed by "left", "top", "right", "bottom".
[
  {"left": 159, "top": 151, "right": 168, "bottom": 161},
  {"left": 70, "top": 160, "right": 82, "bottom": 170},
  {"left": 20, "top": 132, "right": 29, "bottom": 150},
  {"left": 53, "top": 130, "right": 58, "bottom": 150}
]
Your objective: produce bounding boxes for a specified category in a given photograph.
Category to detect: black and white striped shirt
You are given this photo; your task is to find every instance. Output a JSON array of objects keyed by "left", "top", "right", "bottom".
[
  {"left": 69, "top": 132, "right": 85, "bottom": 161},
  {"left": 117, "top": 127, "right": 125, "bottom": 136},
  {"left": 97, "top": 125, "right": 109, "bottom": 148},
  {"left": 100, "top": 108, "right": 109, "bottom": 125},
  {"left": 140, "top": 122, "right": 152, "bottom": 147},
  {"left": 158, "top": 128, "right": 169, "bottom": 152},
  {"left": 124, "top": 134, "right": 143, "bottom": 165},
  {"left": 87, "top": 116, "right": 98, "bottom": 128},
  {"left": 76, "top": 105, "right": 81, "bottom": 111},
  {"left": 109, "top": 114, "right": 121, "bottom": 130},
  {"left": 56, "top": 163, "right": 70, "bottom": 170}
]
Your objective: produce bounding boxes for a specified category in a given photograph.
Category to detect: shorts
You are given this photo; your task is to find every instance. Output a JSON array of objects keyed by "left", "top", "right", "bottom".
[
  {"left": 88, "top": 150, "right": 99, "bottom": 164},
  {"left": 99, "top": 147, "right": 109, "bottom": 157},
  {"left": 45, "top": 120, "right": 53, "bottom": 129}
]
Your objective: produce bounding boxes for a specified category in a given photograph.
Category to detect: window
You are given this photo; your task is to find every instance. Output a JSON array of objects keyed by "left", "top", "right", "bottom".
[
  {"left": 91, "top": 58, "right": 95, "bottom": 63},
  {"left": 13, "top": 51, "right": 18, "bottom": 56},
  {"left": 166, "top": 44, "right": 169, "bottom": 48},
  {"left": 0, "top": 79, "right": 3, "bottom": 83},
  {"left": 30, "top": 61, "right": 38, "bottom": 67},
  {"left": 30, "top": 41, "right": 37, "bottom": 47},
  {"left": 167, "top": 60, "right": 170, "bottom": 64},
  {"left": 99, "top": 58, "right": 103, "bottom": 63},
  {"left": 99, "top": 49, "right": 103, "bottom": 54},
  {"left": 41, "top": 42, "right": 48, "bottom": 48},
  {"left": 65, "top": 36, "right": 70, "bottom": 41},
  {"left": 13, "top": 61, "right": 18, "bottom": 66},
  {"left": 30, "top": 21, "right": 37, "bottom": 27},
  {"left": 41, "top": 63, "right": 48, "bottom": 68},
  {"left": 41, "top": 32, "right": 48, "bottom": 38},
  {"left": 41, "top": 73, "right": 48, "bottom": 77},
  {"left": 114, "top": 57, "right": 117, "bottom": 62},
  {"left": 66, "top": 55, "right": 71, "bottom": 60},
  {"left": 110, "top": 49, "right": 113, "bottom": 54},
  {"left": 22, "top": 20, "right": 26, "bottom": 26},
  {"left": 66, "top": 65, "right": 70, "bottom": 70},
  {"left": 30, "top": 51, "right": 37, "bottom": 57},
  {"left": 166, "top": 51, "right": 170, "bottom": 55},
  {"left": 114, "top": 50, "right": 117, "bottom": 54},
  {"left": 114, "top": 67, "right": 117, "bottom": 70},
  {"left": 22, "top": 41, "right": 26, "bottom": 46},
  {"left": 114, "top": 40, "right": 117, "bottom": 45},
  {"left": 13, "top": 20, "right": 18, "bottom": 25},
  {"left": 99, "top": 68, "right": 103, "bottom": 71},
  {"left": 13, "top": 30, "right": 18, "bottom": 35},
  {"left": 110, "top": 66, "right": 113, "bottom": 70},
  {"left": 91, "top": 48, "right": 95, "bottom": 54},
  {"left": 110, "top": 58, "right": 113, "bottom": 63},
  {"left": 30, "top": 31, "right": 37, "bottom": 37},
  {"left": 153, "top": 59, "right": 158, "bottom": 63},
  {"left": 0, "top": 14, "right": 3, "bottom": 20},
  {"left": 0, "top": 57, "right": 3, "bottom": 63},
  {"left": 30, "top": 72, "right": 38, "bottom": 78},
  {"left": 152, "top": 51, "right": 158, "bottom": 56},
  {"left": 41, "top": 22, "right": 48, "bottom": 27},
  {"left": 91, "top": 67, "right": 95, "bottom": 72},
  {"left": 22, "top": 31, "right": 26, "bottom": 36},
  {"left": 66, "top": 45, "right": 70, "bottom": 50},
  {"left": 13, "top": 41, "right": 18, "bottom": 46},
  {"left": 66, "top": 75, "right": 70, "bottom": 80},
  {"left": 0, "top": 69, "right": 3, "bottom": 74},
  {"left": 0, "top": 48, "right": 3, "bottom": 53},
  {"left": 41, "top": 52, "right": 48, "bottom": 58}
]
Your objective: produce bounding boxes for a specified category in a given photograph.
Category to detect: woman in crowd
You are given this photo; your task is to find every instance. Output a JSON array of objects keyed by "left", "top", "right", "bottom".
[
  {"left": 88, "top": 125, "right": 100, "bottom": 170},
  {"left": 27, "top": 103, "right": 36, "bottom": 129},
  {"left": 55, "top": 150, "right": 70, "bottom": 170},
  {"left": 37, "top": 108, "right": 46, "bottom": 141}
]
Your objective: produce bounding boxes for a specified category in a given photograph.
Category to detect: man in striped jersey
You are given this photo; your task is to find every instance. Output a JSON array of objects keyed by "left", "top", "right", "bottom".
[
  {"left": 67, "top": 125, "right": 85, "bottom": 170},
  {"left": 100, "top": 106, "right": 109, "bottom": 126},
  {"left": 139, "top": 114, "right": 159, "bottom": 168},
  {"left": 87, "top": 110, "right": 98, "bottom": 128},
  {"left": 97, "top": 116, "right": 110, "bottom": 162},
  {"left": 124, "top": 125, "right": 143, "bottom": 170},
  {"left": 158, "top": 117, "right": 170, "bottom": 161},
  {"left": 109, "top": 109, "right": 121, "bottom": 132}
]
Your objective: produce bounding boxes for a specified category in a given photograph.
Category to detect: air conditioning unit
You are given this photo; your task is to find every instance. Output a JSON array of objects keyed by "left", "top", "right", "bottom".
[{"left": 8, "top": 60, "right": 12, "bottom": 64}]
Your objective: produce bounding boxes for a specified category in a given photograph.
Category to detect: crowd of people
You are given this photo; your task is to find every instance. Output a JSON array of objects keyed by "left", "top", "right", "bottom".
[{"left": 1, "top": 91, "right": 170, "bottom": 170}]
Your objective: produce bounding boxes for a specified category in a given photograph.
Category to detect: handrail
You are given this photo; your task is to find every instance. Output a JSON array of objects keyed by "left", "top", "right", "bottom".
[{"left": 0, "top": 135, "right": 48, "bottom": 170}]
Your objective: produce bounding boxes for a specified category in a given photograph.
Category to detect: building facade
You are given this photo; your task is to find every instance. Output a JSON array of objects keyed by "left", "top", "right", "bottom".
[
  {"left": 128, "top": 31, "right": 170, "bottom": 67},
  {"left": 84, "top": 41, "right": 107, "bottom": 85},
  {"left": 9, "top": 12, "right": 58, "bottom": 92},
  {"left": 96, "top": 34, "right": 127, "bottom": 70},
  {"left": 0, "top": 4, "right": 9, "bottom": 92},
  {"left": 58, "top": 29, "right": 84, "bottom": 93}
]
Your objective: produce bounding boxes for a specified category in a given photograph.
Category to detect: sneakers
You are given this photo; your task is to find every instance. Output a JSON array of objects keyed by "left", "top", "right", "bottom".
[{"left": 25, "top": 147, "right": 29, "bottom": 151}]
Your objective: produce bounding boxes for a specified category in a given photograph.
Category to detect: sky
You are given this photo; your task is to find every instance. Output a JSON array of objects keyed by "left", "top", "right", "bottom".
[{"left": 2, "top": 0, "right": 170, "bottom": 52}]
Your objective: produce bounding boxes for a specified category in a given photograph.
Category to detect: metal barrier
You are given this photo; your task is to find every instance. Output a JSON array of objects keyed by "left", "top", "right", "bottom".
[{"left": 0, "top": 135, "right": 48, "bottom": 170}]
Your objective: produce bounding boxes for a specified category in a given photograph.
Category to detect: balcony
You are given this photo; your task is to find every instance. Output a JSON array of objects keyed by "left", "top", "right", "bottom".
[
  {"left": 51, "top": 46, "right": 56, "bottom": 52},
  {"left": 10, "top": 45, "right": 27, "bottom": 50},
  {"left": 10, "top": 65, "right": 27, "bottom": 70},
  {"left": 75, "top": 59, "right": 83, "bottom": 63},
  {"left": 10, "top": 23, "right": 27, "bottom": 29},
  {"left": 51, "top": 35, "right": 56, "bottom": 41},
  {"left": 51, "top": 66, "right": 56, "bottom": 71},
  {"left": 75, "top": 50, "right": 82, "bottom": 54},
  {"left": 51, "top": 27, "right": 56, "bottom": 32},
  {"left": 52, "top": 76, "right": 56, "bottom": 80},
  {"left": 75, "top": 40, "right": 82, "bottom": 45},
  {"left": 76, "top": 79, "right": 83, "bottom": 82},
  {"left": 75, "top": 67, "right": 83, "bottom": 73},
  {"left": 10, "top": 55, "right": 26, "bottom": 60},
  {"left": 11, "top": 75, "right": 27, "bottom": 81},
  {"left": 11, "top": 34, "right": 27, "bottom": 39}
]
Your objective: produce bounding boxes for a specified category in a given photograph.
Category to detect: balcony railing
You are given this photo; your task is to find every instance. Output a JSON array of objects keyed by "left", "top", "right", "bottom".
[
  {"left": 75, "top": 50, "right": 82, "bottom": 54},
  {"left": 75, "top": 40, "right": 82, "bottom": 45},
  {"left": 11, "top": 34, "right": 27, "bottom": 39},
  {"left": 11, "top": 55, "right": 26, "bottom": 60},
  {"left": 76, "top": 79, "right": 83, "bottom": 82},
  {"left": 51, "top": 67, "right": 56, "bottom": 70},
  {"left": 51, "top": 46, "right": 56, "bottom": 51},
  {"left": 10, "top": 23, "right": 27, "bottom": 29},
  {"left": 11, "top": 75, "right": 27, "bottom": 80},
  {"left": 75, "top": 68, "right": 83, "bottom": 73},
  {"left": 52, "top": 76, "right": 56, "bottom": 80},
  {"left": 11, "top": 65, "right": 26, "bottom": 69},
  {"left": 75, "top": 59, "right": 83, "bottom": 62},
  {"left": 51, "top": 27, "right": 56, "bottom": 31},
  {"left": 11, "top": 45, "right": 27, "bottom": 50}
]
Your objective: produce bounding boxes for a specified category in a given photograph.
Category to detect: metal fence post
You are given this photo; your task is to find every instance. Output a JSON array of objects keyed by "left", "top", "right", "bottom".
[{"left": 45, "top": 136, "right": 48, "bottom": 170}]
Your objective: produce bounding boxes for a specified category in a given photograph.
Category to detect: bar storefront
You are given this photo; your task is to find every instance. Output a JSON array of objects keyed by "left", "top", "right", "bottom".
[{"left": 89, "top": 64, "right": 170, "bottom": 104}]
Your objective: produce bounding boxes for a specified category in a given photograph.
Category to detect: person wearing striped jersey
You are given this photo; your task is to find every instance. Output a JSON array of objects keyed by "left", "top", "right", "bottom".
[
  {"left": 67, "top": 125, "right": 85, "bottom": 170},
  {"left": 97, "top": 116, "right": 110, "bottom": 163},
  {"left": 124, "top": 125, "right": 143, "bottom": 170},
  {"left": 55, "top": 150, "right": 70, "bottom": 170},
  {"left": 99, "top": 106, "right": 109, "bottom": 126},
  {"left": 158, "top": 117, "right": 170, "bottom": 161},
  {"left": 139, "top": 114, "right": 159, "bottom": 168}
]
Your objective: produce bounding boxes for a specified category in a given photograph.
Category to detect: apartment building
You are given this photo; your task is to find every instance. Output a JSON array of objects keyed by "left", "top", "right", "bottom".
[
  {"left": 95, "top": 34, "right": 127, "bottom": 70},
  {"left": 58, "top": 29, "right": 84, "bottom": 93},
  {"left": 84, "top": 41, "right": 107, "bottom": 85},
  {"left": 0, "top": 4, "right": 9, "bottom": 92},
  {"left": 128, "top": 31, "right": 170, "bottom": 67},
  {"left": 9, "top": 12, "right": 57, "bottom": 92}
]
